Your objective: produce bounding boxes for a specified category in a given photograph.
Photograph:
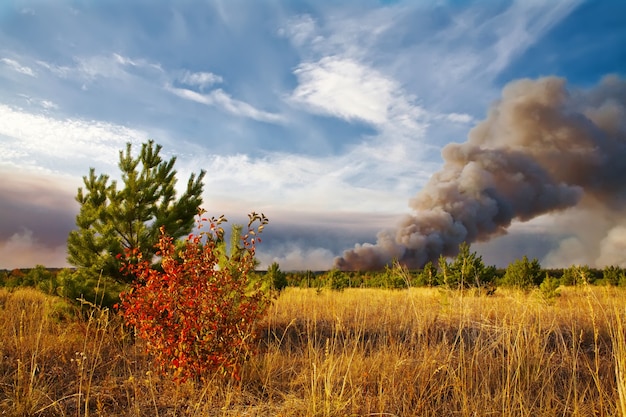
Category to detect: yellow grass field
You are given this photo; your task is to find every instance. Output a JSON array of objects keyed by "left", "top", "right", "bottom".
[{"left": 1, "top": 286, "right": 625, "bottom": 416}]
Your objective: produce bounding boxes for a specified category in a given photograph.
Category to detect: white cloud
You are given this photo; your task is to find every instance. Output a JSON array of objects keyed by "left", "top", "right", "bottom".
[
  {"left": 178, "top": 70, "right": 223, "bottom": 90},
  {"left": 1, "top": 58, "right": 36, "bottom": 77},
  {"left": 166, "top": 85, "right": 284, "bottom": 123},
  {"left": 186, "top": 148, "right": 432, "bottom": 216},
  {"left": 445, "top": 113, "right": 474, "bottom": 124},
  {"left": 0, "top": 104, "right": 146, "bottom": 170},
  {"left": 40, "top": 100, "right": 59, "bottom": 110},
  {"left": 288, "top": 54, "right": 437, "bottom": 182},
  {"left": 290, "top": 56, "right": 396, "bottom": 125}
]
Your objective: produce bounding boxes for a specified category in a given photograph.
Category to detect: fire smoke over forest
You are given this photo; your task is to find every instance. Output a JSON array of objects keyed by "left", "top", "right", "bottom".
[{"left": 335, "top": 75, "right": 626, "bottom": 271}]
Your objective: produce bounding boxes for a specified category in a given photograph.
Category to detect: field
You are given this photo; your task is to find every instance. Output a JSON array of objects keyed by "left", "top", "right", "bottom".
[{"left": 1, "top": 286, "right": 625, "bottom": 416}]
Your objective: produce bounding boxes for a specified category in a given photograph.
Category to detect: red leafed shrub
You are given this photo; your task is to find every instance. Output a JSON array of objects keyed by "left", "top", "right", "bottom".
[{"left": 117, "top": 210, "right": 270, "bottom": 382}]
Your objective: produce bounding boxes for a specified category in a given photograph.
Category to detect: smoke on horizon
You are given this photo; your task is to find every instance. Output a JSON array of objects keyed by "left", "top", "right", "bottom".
[{"left": 335, "top": 75, "right": 626, "bottom": 270}]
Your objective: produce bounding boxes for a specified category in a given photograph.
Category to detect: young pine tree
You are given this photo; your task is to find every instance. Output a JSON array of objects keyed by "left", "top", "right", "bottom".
[
  {"left": 67, "top": 140, "right": 205, "bottom": 282},
  {"left": 503, "top": 256, "right": 543, "bottom": 290}
]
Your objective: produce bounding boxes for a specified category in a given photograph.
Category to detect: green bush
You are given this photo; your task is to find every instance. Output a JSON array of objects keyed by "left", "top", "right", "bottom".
[
  {"left": 56, "top": 268, "right": 125, "bottom": 308},
  {"left": 539, "top": 274, "right": 561, "bottom": 301}
]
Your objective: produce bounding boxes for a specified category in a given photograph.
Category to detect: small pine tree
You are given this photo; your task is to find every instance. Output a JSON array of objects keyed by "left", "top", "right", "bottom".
[
  {"left": 503, "top": 256, "right": 543, "bottom": 290},
  {"left": 417, "top": 261, "right": 438, "bottom": 287},
  {"left": 266, "top": 262, "right": 288, "bottom": 292},
  {"left": 442, "top": 242, "right": 494, "bottom": 291},
  {"left": 539, "top": 273, "right": 561, "bottom": 301},
  {"left": 67, "top": 140, "right": 205, "bottom": 283}
]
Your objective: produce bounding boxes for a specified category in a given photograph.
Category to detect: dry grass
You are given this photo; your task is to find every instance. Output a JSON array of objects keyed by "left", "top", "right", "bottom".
[{"left": 0, "top": 285, "right": 625, "bottom": 416}]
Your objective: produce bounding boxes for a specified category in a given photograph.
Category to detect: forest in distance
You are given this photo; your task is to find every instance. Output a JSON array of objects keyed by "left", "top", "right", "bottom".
[{"left": 2, "top": 247, "right": 626, "bottom": 306}]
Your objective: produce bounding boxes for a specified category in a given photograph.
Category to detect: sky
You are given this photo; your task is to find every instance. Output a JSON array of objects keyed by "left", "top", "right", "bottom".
[{"left": 0, "top": 0, "right": 624, "bottom": 271}]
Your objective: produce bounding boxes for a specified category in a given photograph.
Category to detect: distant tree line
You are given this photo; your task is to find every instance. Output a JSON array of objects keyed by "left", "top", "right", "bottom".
[
  {"left": 259, "top": 243, "right": 626, "bottom": 293},
  {"left": 2, "top": 250, "right": 626, "bottom": 304}
]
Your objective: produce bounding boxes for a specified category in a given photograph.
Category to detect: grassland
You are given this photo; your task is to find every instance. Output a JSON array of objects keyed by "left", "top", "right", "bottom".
[{"left": 1, "top": 285, "right": 625, "bottom": 416}]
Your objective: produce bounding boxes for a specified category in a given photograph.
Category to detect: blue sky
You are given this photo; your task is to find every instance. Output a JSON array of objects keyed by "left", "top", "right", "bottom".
[{"left": 0, "top": 0, "right": 624, "bottom": 270}]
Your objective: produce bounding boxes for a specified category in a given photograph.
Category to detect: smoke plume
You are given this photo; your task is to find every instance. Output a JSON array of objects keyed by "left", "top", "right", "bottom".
[{"left": 335, "top": 75, "right": 626, "bottom": 270}]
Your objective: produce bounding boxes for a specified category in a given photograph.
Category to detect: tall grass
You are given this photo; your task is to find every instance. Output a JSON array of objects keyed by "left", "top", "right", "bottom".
[{"left": 0, "top": 286, "right": 625, "bottom": 416}]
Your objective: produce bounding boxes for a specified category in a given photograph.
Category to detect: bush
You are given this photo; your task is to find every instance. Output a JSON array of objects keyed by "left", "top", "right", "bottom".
[
  {"left": 117, "top": 210, "right": 270, "bottom": 382},
  {"left": 539, "top": 273, "right": 561, "bottom": 301},
  {"left": 382, "top": 261, "right": 410, "bottom": 289},
  {"left": 502, "top": 256, "right": 542, "bottom": 290},
  {"left": 56, "top": 268, "right": 124, "bottom": 309}
]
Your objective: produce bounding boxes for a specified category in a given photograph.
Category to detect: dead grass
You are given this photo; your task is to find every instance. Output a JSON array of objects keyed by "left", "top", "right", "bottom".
[{"left": 0, "top": 285, "right": 625, "bottom": 416}]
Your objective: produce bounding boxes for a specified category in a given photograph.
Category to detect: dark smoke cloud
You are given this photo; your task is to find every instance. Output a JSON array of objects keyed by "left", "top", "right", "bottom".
[{"left": 335, "top": 75, "right": 626, "bottom": 270}]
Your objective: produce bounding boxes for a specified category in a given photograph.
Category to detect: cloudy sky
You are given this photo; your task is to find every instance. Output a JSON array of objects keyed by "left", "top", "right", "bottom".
[{"left": 0, "top": 0, "right": 624, "bottom": 270}]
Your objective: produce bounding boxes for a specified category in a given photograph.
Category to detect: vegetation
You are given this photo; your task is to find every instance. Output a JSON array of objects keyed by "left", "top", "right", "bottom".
[
  {"left": 437, "top": 242, "right": 497, "bottom": 291},
  {"left": 266, "top": 262, "right": 288, "bottom": 292},
  {"left": 118, "top": 211, "right": 270, "bottom": 382},
  {"left": 1, "top": 285, "right": 626, "bottom": 416},
  {"left": 502, "top": 255, "right": 543, "bottom": 290},
  {"left": 67, "top": 140, "right": 205, "bottom": 283}
]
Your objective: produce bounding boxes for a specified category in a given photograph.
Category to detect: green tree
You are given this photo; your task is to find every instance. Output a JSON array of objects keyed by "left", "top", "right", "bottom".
[
  {"left": 266, "top": 262, "right": 288, "bottom": 292},
  {"left": 539, "top": 272, "right": 561, "bottom": 301},
  {"left": 67, "top": 140, "right": 205, "bottom": 282},
  {"left": 437, "top": 254, "right": 451, "bottom": 287},
  {"left": 442, "top": 242, "right": 494, "bottom": 290},
  {"left": 325, "top": 269, "right": 350, "bottom": 291},
  {"left": 561, "top": 265, "right": 594, "bottom": 286},
  {"left": 502, "top": 256, "right": 543, "bottom": 290},
  {"left": 601, "top": 265, "right": 622, "bottom": 286},
  {"left": 417, "top": 261, "right": 438, "bottom": 287},
  {"left": 25, "top": 264, "right": 53, "bottom": 287},
  {"left": 380, "top": 260, "right": 410, "bottom": 289}
]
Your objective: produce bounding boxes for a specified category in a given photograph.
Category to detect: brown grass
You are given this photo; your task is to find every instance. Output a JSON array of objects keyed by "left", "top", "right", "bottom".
[{"left": 0, "top": 285, "right": 625, "bottom": 416}]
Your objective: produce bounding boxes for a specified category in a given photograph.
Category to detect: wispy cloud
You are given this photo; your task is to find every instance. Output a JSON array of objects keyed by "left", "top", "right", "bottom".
[
  {"left": 35, "top": 53, "right": 162, "bottom": 85},
  {"left": 178, "top": 70, "right": 223, "bottom": 90},
  {"left": 166, "top": 85, "right": 284, "bottom": 124},
  {"left": 1, "top": 58, "right": 36, "bottom": 77},
  {"left": 486, "top": 0, "right": 582, "bottom": 75},
  {"left": 278, "top": 14, "right": 318, "bottom": 47},
  {"left": 16, "top": 94, "right": 59, "bottom": 110},
  {"left": 35, "top": 60, "right": 72, "bottom": 77}
]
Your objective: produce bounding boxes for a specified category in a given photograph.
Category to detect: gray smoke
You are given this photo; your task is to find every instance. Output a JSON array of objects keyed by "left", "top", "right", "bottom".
[{"left": 335, "top": 75, "right": 626, "bottom": 270}]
